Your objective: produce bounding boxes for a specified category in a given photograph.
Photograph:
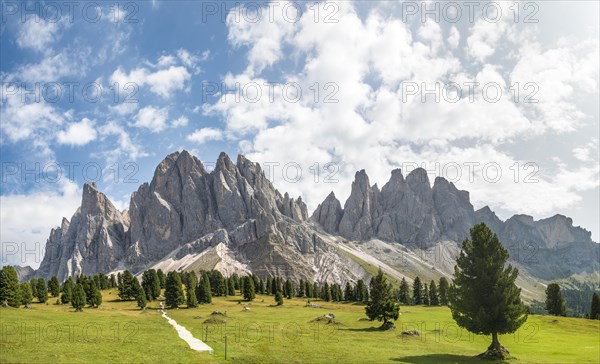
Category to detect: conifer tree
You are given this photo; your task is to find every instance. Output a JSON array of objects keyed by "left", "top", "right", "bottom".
[
  {"left": 36, "top": 278, "right": 48, "bottom": 303},
  {"left": 61, "top": 277, "right": 74, "bottom": 304},
  {"left": 429, "top": 280, "right": 439, "bottom": 306},
  {"left": 48, "top": 276, "right": 60, "bottom": 297},
  {"left": 243, "top": 276, "right": 255, "bottom": 301},
  {"left": 344, "top": 282, "right": 354, "bottom": 301},
  {"left": 412, "top": 276, "right": 422, "bottom": 305},
  {"left": 228, "top": 276, "right": 236, "bottom": 296},
  {"left": 30, "top": 278, "right": 38, "bottom": 298},
  {"left": 72, "top": 283, "right": 86, "bottom": 312},
  {"left": 0, "top": 266, "right": 21, "bottom": 307},
  {"left": 422, "top": 283, "right": 430, "bottom": 305},
  {"left": 157, "top": 269, "right": 166, "bottom": 289},
  {"left": 187, "top": 285, "right": 198, "bottom": 308},
  {"left": 305, "top": 281, "right": 312, "bottom": 298},
  {"left": 397, "top": 278, "right": 410, "bottom": 304},
  {"left": 545, "top": 283, "right": 566, "bottom": 316},
  {"left": 165, "top": 271, "right": 184, "bottom": 309},
  {"left": 137, "top": 286, "right": 147, "bottom": 310},
  {"left": 365, "top": 269, "right": 399, "bottom": 327},
  {"left": 438, "top": 277, "right": 449, "bottom": 305},
  {"left": 285, "top": 280, "right": 293, "bottom": 299},
  {"left": 197, "top": 273, "right": 212, "bottom": 304},
  {"left": 275, "top": 291, "right": 284, "bottom": 305},
  {"left": 448, "top": 223, "right": 528, "bottom": 359},
  {"left": 590, "top": 293, "right": 600, "bottom": 320},
  {"left": 20, "top": 282, "right": 33, "bottom": 306}
]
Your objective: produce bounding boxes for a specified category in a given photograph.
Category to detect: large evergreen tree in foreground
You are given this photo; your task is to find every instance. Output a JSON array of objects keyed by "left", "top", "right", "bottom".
[
  {"left": 165, "top": 271, "right": 185, "bottom": 309},
  {"left": 448, "top": 223, "right": 528, "bottom": 360},
  {"left": 365, "top": 269, "right": 399, "bottom": 328}
]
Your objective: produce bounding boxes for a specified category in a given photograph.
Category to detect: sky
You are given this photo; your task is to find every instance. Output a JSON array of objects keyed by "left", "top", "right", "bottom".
[{"left": 1, "top": 1, "right": 599, "bottom": 268}]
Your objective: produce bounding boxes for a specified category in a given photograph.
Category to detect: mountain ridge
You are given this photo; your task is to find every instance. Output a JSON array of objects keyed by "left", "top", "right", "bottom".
[{"left": 32, "top": 150, "right": 598, "bottom": 294}]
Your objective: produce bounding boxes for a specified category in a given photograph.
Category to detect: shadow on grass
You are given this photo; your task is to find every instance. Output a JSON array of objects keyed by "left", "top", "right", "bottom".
[
  {"left": 391, "top": 354, "right": 483, "bottom": 363},
  {"left": 342, "top": 326, "right": 384, "bottom": 332}
]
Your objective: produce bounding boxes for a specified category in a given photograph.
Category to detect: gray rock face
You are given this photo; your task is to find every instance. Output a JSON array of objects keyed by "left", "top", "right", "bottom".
[
  {"left": 311, "top": 192, "right": 343, "bottom": 234},
  {"left": 37, "top": 183, "right": 129, "bottom": 282},
  {"left": 317, "top": 168, "right": 474, "bottom": 247},
  {"left": 36, "top": 151, "right": 324, "bottom": 283},
  {"left": 14, "top": 265, "right": 34, "bottom": 283}
]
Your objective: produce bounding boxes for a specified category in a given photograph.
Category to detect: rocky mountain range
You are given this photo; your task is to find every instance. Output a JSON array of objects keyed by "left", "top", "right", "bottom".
[{"left": 29, "top": 151, "right": 599, "bottom": 301}]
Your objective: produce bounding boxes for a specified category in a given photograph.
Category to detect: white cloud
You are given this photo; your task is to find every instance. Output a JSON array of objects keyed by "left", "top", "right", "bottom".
[
  {"left": 133, "top": 106, "right": 169, "bottom": 132},
  {"left": 110, "top": 60, "right": 191, "bottom": 98},
  {"left": 207, "top": 1, "right": 600, "bottom": 227},
  {"left": 97, "top": 120, "right": 148, "bottom": 164},
  {"left": 187, "top": 128, "right": 224, "bottom": 144},
  {"left": 16, "top": 16, "right": 64, "bottom": 52},
  {"left": 172, "top": 116, "right": 189, "bottom": 128},
  {"left": 57, "top": 118, "right": 98, "bottom": 146},
  {"left": 0, "top": 180, "right": 81, "bottom": 269}
]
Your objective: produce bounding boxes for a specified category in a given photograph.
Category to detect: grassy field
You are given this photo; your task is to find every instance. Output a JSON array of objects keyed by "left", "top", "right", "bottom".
[{"left": 1, "top": 289, "right": 599, "bottom": 363}]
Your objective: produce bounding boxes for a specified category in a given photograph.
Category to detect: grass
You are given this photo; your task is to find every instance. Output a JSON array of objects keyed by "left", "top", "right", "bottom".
[{"left": 1, "top": 289, "right": 599, "bottom": 363}]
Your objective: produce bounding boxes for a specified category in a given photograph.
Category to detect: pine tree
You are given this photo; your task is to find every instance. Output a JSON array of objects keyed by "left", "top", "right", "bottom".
[
  {"left": 88, "top": 280, "right": 102, "bottom": 308},
  {"left": 438, "top": 277, "right": 449, "bottom": 305},
  {"left": 448, "top": 223, "right": 528, "bottom": 359},
  {"left": 243, "top": 276, "right": 255, "bottom": 301},
  {"left": 48, "top": 276, "right": 60, "bottom": 297},
  {"left": 312, "top": 282, "right": 319, "bottom": 299},
  {"left": 30, "top": 278, "right": 38, "bottom": 298},
  {"left": 422, "top": 283, "right": 430, "bottom": 305},
  {"left": 429, "top": 280, "right": 439, "bottom": 306},
  {"left": 187, "top": 285, "right": 198, "bottom": 308},
  {"left": 110, "top": 274, "right": 117, "bottom": 288},
  {"left": 365, "top": 269, "right": 399, "bottom": 327},
  {"left": 397, "top": 278, "right": 410, "bottom": 304},
  {"left": 72, "top": 283, "right": 86, "bottom": 312},
  {"left": 412, "top": 277, "right": 422, "bottom": 305},
  {"left": 137, "top": 286, "right": 147, "bottom": 310},
  {"left": 142, "top": 269, "right": 161, "bottom": 301},
  {"left": 590, "top": 293, "right": 600, "bottom": 320},
  {"left": 0, "top": 266, "right": 21, "bottom": 307},
  {"left": 61, "top": 277, "right": 73, "bottom": 304},
  {"left": 118, "top": 270, "right": 136, "bottom": 300},
  {"left": 275, "top": 291, "right": 284, "bottom": 305},
  {"left": 305, "top": 281, "right": 312, "bottom": 298},
  {"left": 165, "top": 271, "right": 184, "bottom": 309},
  {"left": 271, "top": 277, "right": 277, "bottom": 295},
  {"left": 228, "top": 276, "right": 236, "bottom": 296},
  {"left": 157, "top": 269, "right": 166, "bottom": 289},
  {"left": 36, "top": 278, "right": 48, "bottom": 303},
  {"left": 197, "top": 273, "right": 212, "bottom": 304},
  {"left": 285, "top": 280, "right": 293, "bottom": 299},
  {"left": 344, "top": 282, "right": 354, "bottom": 301},
  {"left": 20, "top": 282, "right": 33, "bottom": 306},
  {"left": 545, "top": 283, "right": 566, "bottom": 316}
]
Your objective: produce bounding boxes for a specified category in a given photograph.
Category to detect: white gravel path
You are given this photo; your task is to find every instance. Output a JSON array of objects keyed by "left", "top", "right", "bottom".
[{"left": 159, "top": 302, "right": 213, "bottom": 352}]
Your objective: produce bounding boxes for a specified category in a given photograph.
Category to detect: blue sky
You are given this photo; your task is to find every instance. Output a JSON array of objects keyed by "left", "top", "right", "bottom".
[{"left": 1, "top": 1, "right": 599, "bottom": 268}]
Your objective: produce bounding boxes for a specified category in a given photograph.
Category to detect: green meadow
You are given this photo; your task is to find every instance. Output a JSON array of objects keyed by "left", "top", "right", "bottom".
[{"left": 1, "top": 289, "right": 598, "bottom": 363}]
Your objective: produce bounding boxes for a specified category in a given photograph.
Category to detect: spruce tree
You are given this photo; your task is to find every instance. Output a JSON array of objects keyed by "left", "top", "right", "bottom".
[
  {"left": 344, "top": 282, "right": 354, "bottom": 301},
  {"left": 20, "top": 282, "right": 33, "bottom": 306},
  {"left": 165, "top": 271, "right": 184, "bottom": 309},
  {"left": 412, "top": 277, "right": 422, "bottom": 305},
  {"left": 228, "top": 276, "right": 236, "bottom": 296},
  {"left": 438, "top": 277, "right": 449, "bottom": 305},
  {"left": 429, "top": 280, "right": 439, "bottom": 306},
  {"left": 187, "top": 285, "right": 198, "bottom": 308},
  {"left": 72, "top": 283, "right": 86, "bottom": 312},
  {"left": 118, "top": 270, "right": 136, "bottom": 300},
  {"left": 305, "top": 281, "right": 312, "bottom": 298},
  {"left": 30, "top": 278, "right": 38, "bottom": 298},
  {"left": 285, "top": 280, "right": 293, "bottom": 299},
  {"left": 88, "top": 280, "right": 102, "bottom": 307},
  {"left": 397, "top": 278, "right": 410, "bottom": 304},
  {"left": 243, "top": 276, "right": 255, "bottom": 301},
  {"left": 197, "top": 273, "right": 212, "bottom": 304},
  {"left": 448, "top": 223, "right": 528, "bottom": 359},
  {"left": 137, "top": 286, "right": 147, "bottom": 310},
  {"left": 61, "top": 277, "right": 73, "bottom": 304},
  {"left": 157, "top": 269, "right": 166, "bottom": 289},
  {"left": 48, "top": 276, "right": 60, "bottom": 297},
  {"left": 422, "top": 283, "right": 430, "bottom": 305},
  {"left": 590, "top": 293, "right": 600, "bottom": 320},
  {"left": 365, "top": 269, "right": 399, "bottom": 327},
  {"left": 275, "top": 291, "right": 284, "bottom": 305},
  {"left": 313, "top": 282, "right": 319, "bottom": 299},
  {"left": 545, "top": 283, "right": 566, "bottom": 316},
  {"left": 0, "top": 266, "right": 21, "bottom": 307},
  {"left": 36, "top": 278, "right": 48, "bottom": 303}
]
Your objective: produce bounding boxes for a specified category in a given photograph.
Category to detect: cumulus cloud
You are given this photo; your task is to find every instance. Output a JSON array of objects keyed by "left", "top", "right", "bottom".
[
  {"left": 133, "top": 106, "right": 169, "bottom": 132},
  {"left": 187, "top": 128, "right": 224, "bottom": 144},
  {"left": 206, "top": 1, "right": 600, "bottom": 225},
  {"left": 57, "top": 118, "right": 98, "bottom": 146},
  {"left": 16, "top": 15, "right": 65, "bottom": 52},
  {"left": 110, "top": 53, "right": 196, "bottom": 98}
]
